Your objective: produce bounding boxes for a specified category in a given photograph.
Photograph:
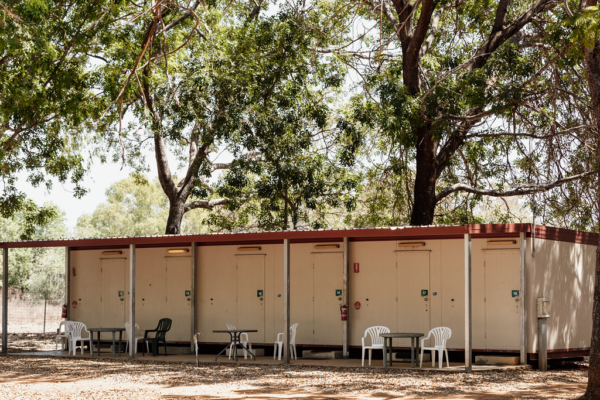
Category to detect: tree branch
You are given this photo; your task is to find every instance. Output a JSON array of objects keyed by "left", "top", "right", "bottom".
[
  {"left": 465, "top": 0, "right": 559, "bottom": 72},
  {"left": 184, "top": 198, "right": 230, "bottom": 212},
  {"left": 436, "top": 170, "right": 596, "bottom": 202},
  {"left": 467, "top": 124, "right": 597, "bottom": 139}
]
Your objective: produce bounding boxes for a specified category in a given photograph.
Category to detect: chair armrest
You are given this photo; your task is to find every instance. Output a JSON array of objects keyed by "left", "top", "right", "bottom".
[
  {"left": 144, "top": 329, "right": 158, "bottom": 339},
  {"left": 420, "top": 333, "right": 431, "bottom": 347},
  {"left": 276, "top": 332, "right": 283, "bottom": 341},
  {"left": 241, "top": 332, "right": 249, "bottom": 342}
]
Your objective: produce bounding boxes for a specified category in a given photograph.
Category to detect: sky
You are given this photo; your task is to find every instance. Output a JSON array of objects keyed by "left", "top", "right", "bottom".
[
  {"left": 17, "top": 144, "right": 234, "bottom": 231},
  {"left": 18, "top": 159, "right": 150, "bottom": 231}
]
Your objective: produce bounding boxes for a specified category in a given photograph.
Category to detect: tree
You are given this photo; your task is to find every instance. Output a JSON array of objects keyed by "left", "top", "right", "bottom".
[
  {"left": 95, "top": 0, "right": 351, "bottom": 234},
  {"left": 0, "top": 1, "right": 121, "bottom": 222},
  {"left": 75, "top": 176, "right": 211, "bottom": 237},
  {"left": 566, "top": 1, "right": 600, "bottom": 397},
  {"left": 332, "top": 0, "right": 595, "bottom": 225},
  {"left": 0, "top": 203, "right": 67, "bottom": 300}
]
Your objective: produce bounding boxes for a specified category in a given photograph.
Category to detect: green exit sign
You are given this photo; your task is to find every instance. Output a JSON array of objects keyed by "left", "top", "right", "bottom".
[
  {"left": 421, "top": 290, "right": 428, "bottom": 296},
  {"left": 512, "top": 290, "right": 519, "bottom": 297},
  {"left": 335, "top": 289, "right": 342, "bottom": 296},
  {"left": 185, "top": 290, "right": 191, "bottom": 297},
  {"left": 257, "top": 290, "right": 264, "bottom": 297}
]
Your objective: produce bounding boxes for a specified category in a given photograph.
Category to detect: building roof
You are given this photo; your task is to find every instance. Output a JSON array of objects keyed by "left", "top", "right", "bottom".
[{"left": 0, "top": 223, "right": 596, "bottom": 249}]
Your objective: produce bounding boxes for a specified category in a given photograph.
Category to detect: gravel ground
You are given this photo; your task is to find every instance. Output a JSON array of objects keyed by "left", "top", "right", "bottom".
[{"left": 0, "top": 335, "right": 590, "bottom": 399}]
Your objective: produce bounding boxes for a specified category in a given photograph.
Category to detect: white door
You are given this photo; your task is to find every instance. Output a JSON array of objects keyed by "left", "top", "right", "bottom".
[
  {"left": 484, "top": 250, "right": 520, "bottom": 349},
  {"left": 101, "top": 259, "right": 126, "bottom": 328},
  {"left": 236, "top": 255, "right": 265, "bottom": 343},
  {"left": 396, "top": 252, "right": 430, "bottom": 345},
  {"left": 166, "top": 257, "right": 192, "bottom": 341},
  {"left": 314, "top": 253, "right": 343, "bottom": 345},
  {"left": 137, "top": 260, "right": 166, "bottom": 333}
]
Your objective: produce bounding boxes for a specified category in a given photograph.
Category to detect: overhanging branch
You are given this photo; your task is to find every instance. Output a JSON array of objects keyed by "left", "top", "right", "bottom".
[
  {"left": 184, "top": 198, "right": 230, "bottom": 212},
  {"left": 436, "top": 170, "right": 597, "bottom": 202},
  {"left": 467, "top": 124, "right": 597, "bottom": 139}
]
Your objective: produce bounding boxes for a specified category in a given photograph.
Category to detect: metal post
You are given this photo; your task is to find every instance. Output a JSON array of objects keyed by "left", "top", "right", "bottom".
[
  {"left": 532, "top": 208, "right": 537, "bottom": 257},
  {"left": 2, "top": 248, "right": 8, "bottom": 354},
  {"left": 129, "top": 244, "right": 136, "bottom": 358},
  {"left": 464, "top": 233, "right": 472, "bottom": 371},
  {"left": 342, "top": 237, "right": 349, "bottom": 359},
  {"left": 520, "top": 231, "right": 527, "bottom": 365},
  {"left": 190, "top": 242, "right": 197, "bottom": 353},
  {"left": 283, "top": 238, "right": 290, "bottom": 364},
  {"left": 538, "top": 316, "right": 547, "bottom": 370},
  {"left": 43, "top": 291, "right": 47, "bottom": 335},
  {"left": 65, "top": 247, "right": 70, "bottom": 321}
]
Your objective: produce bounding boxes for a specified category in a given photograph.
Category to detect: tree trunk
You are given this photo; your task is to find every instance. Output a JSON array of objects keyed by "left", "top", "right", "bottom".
[
  {"left": 581, "top": 29, "right": 600, "bottom": 400},
  {"left": 410, "top": 125, "right": 439, "bottom": 226},
  {"left": 165, "top": 200, "right": 186, "bottom": 235}
]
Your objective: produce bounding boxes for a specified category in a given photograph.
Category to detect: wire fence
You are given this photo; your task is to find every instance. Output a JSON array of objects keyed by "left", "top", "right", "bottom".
[
  {"left": 0, "top": 290, "right": 64, "bottom": 353},
  {"left": 1, "top": 299, "right": 62, "bottom": 334}
]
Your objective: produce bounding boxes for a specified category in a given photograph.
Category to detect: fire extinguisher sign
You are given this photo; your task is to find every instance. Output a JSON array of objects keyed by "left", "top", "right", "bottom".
[{"left": 335, "top": 289, "right": 342, "bottom": 296}]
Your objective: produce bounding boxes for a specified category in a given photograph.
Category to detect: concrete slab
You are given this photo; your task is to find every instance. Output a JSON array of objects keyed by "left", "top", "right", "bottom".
[{"left": 7, "top": 350, "right": 531, "bottom": 372}]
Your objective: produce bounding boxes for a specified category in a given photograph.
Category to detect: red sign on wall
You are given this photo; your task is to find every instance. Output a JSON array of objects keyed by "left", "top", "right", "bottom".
[{"left": 353, "top": 263, "right": 359, "bottom": 273}]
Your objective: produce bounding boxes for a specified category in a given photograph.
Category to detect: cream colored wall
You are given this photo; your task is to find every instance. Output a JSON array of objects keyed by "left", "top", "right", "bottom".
[
  {"left": 71, "top": 234, "right": 595, "bottom": 353},
  {"left": 135, "top": 248, "right": 191, "bottom": 341},
  {"left": 471, "top": 238, "right": 521, "bottom": 350},
  {"left": 70, "top": 247, "right": 191, "bottom": 342},
  {"left": 194, "top": 242, "right": 344, "bottom": 346},
  {"left": 526, "top": 238, "right": 595, "bottom": 353},
  {"left": 70, "top": 249, "right": 111, "bottom": 328},
  {"left": 196, "top": 244, "right": 281, "bottom": 344}
]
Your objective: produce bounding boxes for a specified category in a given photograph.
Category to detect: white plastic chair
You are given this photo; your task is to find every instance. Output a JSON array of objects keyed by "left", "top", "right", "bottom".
[
  {"left": 274, "top": 323, "right": 298, "bottom": 360},
  {"left": 55, "top": 321, "right": 71, "bottom": 352},
  {"left": 226, "top": 323, "right": 253, "bottom": 359},
  {"left": 362, "top": 326, "right": 390, "bottom": 366},
  {"left": 420, "top": 327, "right": 452, "bottom": 368},
  {"left": 67, "top": 321, "right": 92, "bottom": 355},
  {"left": 125, "top": 321, "right": 148, "bottom": 354}
]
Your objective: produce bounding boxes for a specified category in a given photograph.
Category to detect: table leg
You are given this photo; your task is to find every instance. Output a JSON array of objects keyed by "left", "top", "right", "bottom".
[
  {"left": 90, "top": 334, "right": 94, "bottom": 357},
  {"left": 389, "top": 337, "right": 393, "bottom": 367},
  {"left": 215, "top": 332, "right": 233, "bottom": 362},
  {"left": 411, "top": 337, "right": 415, "bottom": 368},
  {"left": 112, "top": 331, "right": 116, "bottom": 357},
  {"left": 383, "top": 338, "right": 388, "bottom": 368},
  {"left": 118, "top": 331, "right": 122, "bottom": 357},
  {"left": 238, "top": 340, "right": 256, "bottom": 360},
  {"left": 234, "top": 333, "right": 239, "bottom": 363},
  {"left": 97, "top": 332, "right": 101, "bottom": 357}
]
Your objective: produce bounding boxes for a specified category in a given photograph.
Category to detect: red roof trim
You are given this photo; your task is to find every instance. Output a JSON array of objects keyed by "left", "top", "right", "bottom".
[{"left": 1, "top": 224, "right": 597, "bottom": 249}]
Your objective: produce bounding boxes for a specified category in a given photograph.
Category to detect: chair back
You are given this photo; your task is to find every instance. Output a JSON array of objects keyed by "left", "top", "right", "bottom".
[
  {"left": 57, "top": 321, "right": 69, "bottom": 335},
  {"left": 67, "top": 321, "right": 87, "bottom": 339},
  {"left": 290, "top": 323, "right": 299, "bottom": 342},
  {"left": 226, "top": 323, "right": 236, "bottom": 331},
  {"left": 155, "top": 318, "right": 172, "bottom": 340},
  {"left": 364, "top": 326, "right": 390, "bottom": 346},
  {"left": 429, "top": 327, "right": 452, "bottom": 347}
]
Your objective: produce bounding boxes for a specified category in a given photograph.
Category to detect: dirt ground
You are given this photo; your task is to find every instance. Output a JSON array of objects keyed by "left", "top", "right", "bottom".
[{"left": 0, "top": 334, "right": 590, "bottom": 399}]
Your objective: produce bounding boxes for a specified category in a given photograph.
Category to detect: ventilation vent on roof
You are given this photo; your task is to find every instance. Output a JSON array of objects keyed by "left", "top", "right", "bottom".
[
  {"left": 101, "top": 251, "right": 122, "bottom": 255},
  {"left": 238, "top": 246, "right": 261, "bottom": 251},
  {"left": 398, "top": 242, "right": 426, "bottom": 247}
]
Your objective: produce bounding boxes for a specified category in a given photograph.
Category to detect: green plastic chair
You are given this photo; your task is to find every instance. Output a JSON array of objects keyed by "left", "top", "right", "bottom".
[{"left": 142, "top": 318, "right": 172, "bottom": 357}]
